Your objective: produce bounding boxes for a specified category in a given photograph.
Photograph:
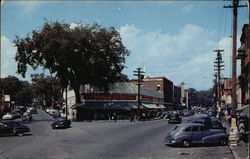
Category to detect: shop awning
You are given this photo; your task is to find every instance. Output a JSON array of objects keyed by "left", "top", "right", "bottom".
[
  {"left": 142, "top": 104, "right": 160, "bottom": 109},
  {"left": 158, "top": 105, "right": 166, "bottom": 109},
  {"left": 236, "top": 104, "right": 249, "bottom": 117}
]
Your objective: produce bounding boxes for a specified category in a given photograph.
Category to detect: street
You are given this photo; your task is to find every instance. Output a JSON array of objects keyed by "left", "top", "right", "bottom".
[{"left": 0, "top": 109, "right": 234, "bottom": 159}]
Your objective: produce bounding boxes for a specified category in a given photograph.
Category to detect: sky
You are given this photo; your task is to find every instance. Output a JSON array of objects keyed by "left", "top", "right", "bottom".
[{"left": 1, "top": 0, "right": 249, "bottom": 90}]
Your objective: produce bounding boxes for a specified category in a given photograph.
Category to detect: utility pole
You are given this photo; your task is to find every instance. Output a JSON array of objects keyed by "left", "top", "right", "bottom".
[
  {"left": 224, "top": 0, "right": 247, "bottom": 146},
  {"left": 133, "top": 68, "right": 145, "bottom": 118},
  {"left": 213, "top": 49, "right": 224, "bottom": 119},
  {"left": 213, "top": 73, "right": 218, "bottom": 113}
]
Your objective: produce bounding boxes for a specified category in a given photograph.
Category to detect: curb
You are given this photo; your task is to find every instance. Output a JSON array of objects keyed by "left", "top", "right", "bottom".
[
  {"left": 228, "top": 145, "right": 238, "bottom": 159},
  {"left": 228, "top": 144, "right": 249, "bottom": 159}
]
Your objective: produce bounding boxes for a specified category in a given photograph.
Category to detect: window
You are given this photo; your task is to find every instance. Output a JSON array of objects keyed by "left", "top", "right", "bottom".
[
  {"left": 200, "top": 126, "right": 207, "bottom": 132},
  {"left": 191, "top": 126, "right": 199, "bottom": 132},
  {"left": 185, "top": 127, "right": 191, "bottom": 132}
]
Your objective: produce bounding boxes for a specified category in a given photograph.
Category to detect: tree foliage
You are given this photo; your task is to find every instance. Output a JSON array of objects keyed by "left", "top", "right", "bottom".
[
  {"left": 187, "top": 88, "right": 213, "bottom": 107},
  {"left": 31, "top": 73, "right": 63, "bottom": 107},
  {"left": 14, "top": 21, "right": 130, "bottom": 103},
  {"left": 0, "top": 76, "right": 33, "bottom": 106}
]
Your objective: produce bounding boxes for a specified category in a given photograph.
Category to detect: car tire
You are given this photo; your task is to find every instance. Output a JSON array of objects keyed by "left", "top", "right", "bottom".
[
  {"left": 182, "top": 140, "right": 191, "bottom": 147},
  {"left": 219, "top": 138, "right": 227, "bottom": 146}
]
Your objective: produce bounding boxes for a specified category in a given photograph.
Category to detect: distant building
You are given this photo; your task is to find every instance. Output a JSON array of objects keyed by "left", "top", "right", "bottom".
[
  {"left": 173, "top": 85, "right": 181, "bottom": 107},
  {"left": 237, "top": 24, "right": 249, "bottom": 108},
  {"left": 65, "top": 82, "right": 165, "bottom": 121},
  {"left": 180, "top": 82, "right": 185, "bottom": 107},
  {"left": 130, "top": 77, "right": 174, "bottom": 109},
  {"left": 221, "top": 78, "right": 232, "bottom": 105}
]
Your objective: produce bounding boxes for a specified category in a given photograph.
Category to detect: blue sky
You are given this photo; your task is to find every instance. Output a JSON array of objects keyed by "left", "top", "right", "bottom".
[{"left": 1, "top": 0, "right": 249, "bottom": 90}]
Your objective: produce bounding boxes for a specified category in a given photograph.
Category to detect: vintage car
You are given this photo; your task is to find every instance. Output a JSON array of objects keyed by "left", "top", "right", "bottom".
[
  {"left": 0, "top": 120, "right": 30, "bottom": 136},
  {"left": 188, "top": 114, "right": 212, "bottom": 126},
  {"left": 51, "top": 117, "right": 71, "bottom": 129},
  {"left": 2, "top": 113, "right": 15, "bottom": 120},
  {"left": 22, "top": 112, "right": 33, "bottom": 121},
  {"left": 168, "top": 113, "right": 182, "bottom": 124},
  {"left": 165, "top": 123, "right": 228, "bottom": 147}
]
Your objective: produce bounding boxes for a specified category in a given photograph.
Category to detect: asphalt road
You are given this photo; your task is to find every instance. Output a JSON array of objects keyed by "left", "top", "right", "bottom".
[{"left": 0, "top": 110, "right": 234, "bottom": 159}]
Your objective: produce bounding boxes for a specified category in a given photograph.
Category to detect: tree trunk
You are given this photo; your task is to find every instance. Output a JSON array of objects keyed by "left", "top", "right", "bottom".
[{"left": 73, "top": 85, "right": 81, "bottom": 104}]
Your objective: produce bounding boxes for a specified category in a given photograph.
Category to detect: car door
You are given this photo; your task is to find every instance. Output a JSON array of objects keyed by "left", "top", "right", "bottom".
[
  {"left": 2, "top": 122, "right": 14, "bottom": 134},
  {"left": 0, "top": 123, "right": 7, "bottom": 134},
  {"left": 191, "top": 126, "right": 209, "bottom": 143}
]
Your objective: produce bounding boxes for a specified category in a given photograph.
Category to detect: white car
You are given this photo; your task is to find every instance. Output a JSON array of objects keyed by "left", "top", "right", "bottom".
[
  {"left": 45, "top": 108, "right": 51, "bottom": 113},
  {"left": 2, "top": 113, "right": 14, "bottom": 120}
]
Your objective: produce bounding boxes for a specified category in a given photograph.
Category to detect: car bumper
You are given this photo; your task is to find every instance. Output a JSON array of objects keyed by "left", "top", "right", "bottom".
[
  {"left": 165, "top": 137, "right": 176, "bottom": 145},
  {"left": 51, "top": 124, "right": 66, "bottom": 128}
]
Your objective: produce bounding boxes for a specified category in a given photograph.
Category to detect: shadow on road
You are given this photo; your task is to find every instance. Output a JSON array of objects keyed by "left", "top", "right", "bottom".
[{"left": 165, "top": 143, "right": 228, "bottom": 148}]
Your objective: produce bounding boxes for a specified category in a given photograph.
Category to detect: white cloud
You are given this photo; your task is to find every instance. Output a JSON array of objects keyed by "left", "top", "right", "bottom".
[
  {"left": 119, "top": 24, "right": 227, "bottom": 90},
  {"left": 1, "top": 35, "right": 49, "bottom": 80},
  {"left": 70, "top": 22, "right": 87, "bottom": 29},
  {"left": 1, "top": 36, "right": 18, "bottom": 78},
  {"left": 183, "top": 4, "right": 193, "bottom": 13}
]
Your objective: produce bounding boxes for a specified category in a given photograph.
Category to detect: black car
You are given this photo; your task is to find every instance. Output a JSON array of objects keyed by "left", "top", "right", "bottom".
[
  {"left": 0, "top": 120, "right": 30, "bottom": 136},
  {"left": 168, "top": 114, "right": 182, "bottom": 124},
  {"left": 51, "top": 117, "right": 71, "bottom": 129}
]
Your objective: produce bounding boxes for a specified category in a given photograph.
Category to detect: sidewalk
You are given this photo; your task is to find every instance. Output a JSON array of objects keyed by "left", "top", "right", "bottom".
[
  {"left": 228, "top": 140, "right": 249, "bottom": 159},
  {"left": 222, "top": 119, "right": 249, "bottom": 159}
]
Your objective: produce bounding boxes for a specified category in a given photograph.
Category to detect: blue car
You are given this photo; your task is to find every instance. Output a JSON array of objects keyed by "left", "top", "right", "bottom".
[
  {"left": 51, "top": 117, "right": 71, "bottom": 129},
  {"left": 165, "top": 123, "right": 228, "bottom": 147}
]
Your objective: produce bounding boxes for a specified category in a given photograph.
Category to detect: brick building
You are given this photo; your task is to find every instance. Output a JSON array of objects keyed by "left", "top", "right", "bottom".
[
  {"left": 237, "top": 24, "right": 250, "bottom": 107},
  {"left": 131, "top": 77, "right": 174, "bottom": 108}
]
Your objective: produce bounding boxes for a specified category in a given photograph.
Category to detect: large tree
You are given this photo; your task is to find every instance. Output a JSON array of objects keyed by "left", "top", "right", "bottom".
[
  {"left": 14, "top": 21, "right": 129, "bottom": 103},
  {"left": 31, "top": 73, "right": 63, "bottom": 107}
]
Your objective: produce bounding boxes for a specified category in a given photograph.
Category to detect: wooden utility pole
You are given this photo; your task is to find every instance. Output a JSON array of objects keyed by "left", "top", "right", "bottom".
[
  {"left": 224, "top": 0, "right": 247, "bottom": 146},
  {"left": 213, "top": 49, "right": 224, "bottom": 118},
  {"left": 133, "top": 68, "right": 145, "bottom": 118}
]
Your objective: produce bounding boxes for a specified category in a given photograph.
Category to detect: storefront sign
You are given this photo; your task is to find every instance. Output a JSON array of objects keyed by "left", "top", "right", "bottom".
[{"left": 4, "top": 95, "right": 10, "bottom": 102}]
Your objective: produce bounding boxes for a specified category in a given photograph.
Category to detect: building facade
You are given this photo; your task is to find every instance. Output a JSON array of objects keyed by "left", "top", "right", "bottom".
[
  {"left": 131, "top": 77, "right": 174, "bottom": 107},
  {"left": 221, "top": 78, "right": 232, "bottom": 105},
  {"left": 237, "top": 24, "right": 250, "bottom": 107}
]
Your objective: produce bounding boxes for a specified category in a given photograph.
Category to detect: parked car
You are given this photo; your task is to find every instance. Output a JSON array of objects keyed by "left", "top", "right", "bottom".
[
  {"left": 45, "top": 108, "right": 51, "bottom": 113},
  {"left": 168, "top": 113, "right": 182, "bottom": 124},
  {"left": 11, "top": 110, "right": 22, "bottom": 119},
  {"left": 188, "top": 114, "right": 212, "bottom": 126},
  {"left": 210, "top": 117, "right": 226, "bottom": 131},
  {"left": 165, "top": 123, "right": 228, "bottom": 147},
  {"left": 22, "top": 112, "right": 33, "bottom": 121},
  {"left": 2, "top": 113, "right": 15, "bottom": 120},
  {"left": 183, "top": 111, "right": 192, "bottom": 117},
  {"left": 51, "top": 117, "right": 71, "bottom": 129},
  {"left": 162, "top": 111, "right": 171, "bottom": 119},
  {"left": 0, "top": 120, "right": 30, "bottom": 136}
]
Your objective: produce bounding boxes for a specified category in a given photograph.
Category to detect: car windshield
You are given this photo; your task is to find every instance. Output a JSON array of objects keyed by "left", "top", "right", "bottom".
[{"left": 173, "top": 126, "right": 180, "bottom": 131}]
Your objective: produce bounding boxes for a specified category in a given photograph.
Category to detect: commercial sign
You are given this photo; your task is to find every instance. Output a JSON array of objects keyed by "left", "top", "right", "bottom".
[
  {"left": 83, "top": 93, "right": 136, "bottom": 101},
  {"left": 4, "top": 95, "right": 10, "bottom": 102}
]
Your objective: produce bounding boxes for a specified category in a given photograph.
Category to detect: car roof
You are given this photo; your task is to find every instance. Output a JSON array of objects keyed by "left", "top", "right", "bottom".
[
  {"left": 177, "top": 123, "right": 204, "bottom": 127},
  {"left": 0, "top": 120, "right": 20, "bottom": 123}
]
